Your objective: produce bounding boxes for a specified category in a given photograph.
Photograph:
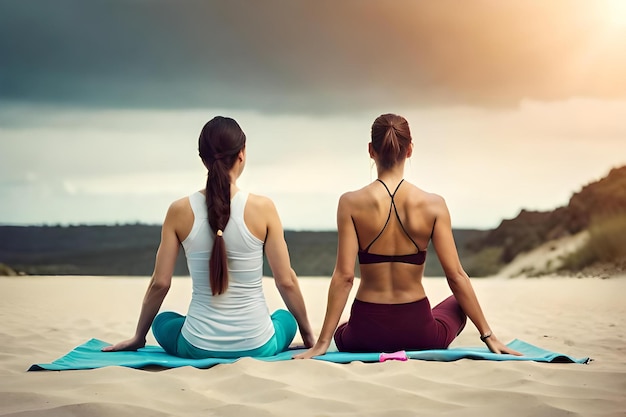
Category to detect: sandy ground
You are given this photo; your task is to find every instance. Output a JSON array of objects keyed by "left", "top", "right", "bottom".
[{"left": 1, "top": 274, "right": 625, "bottom": 417}]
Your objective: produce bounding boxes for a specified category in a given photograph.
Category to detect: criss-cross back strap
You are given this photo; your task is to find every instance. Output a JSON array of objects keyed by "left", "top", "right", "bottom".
[{"left": 362, "top": 179, "right": 421, "bottom": 253}]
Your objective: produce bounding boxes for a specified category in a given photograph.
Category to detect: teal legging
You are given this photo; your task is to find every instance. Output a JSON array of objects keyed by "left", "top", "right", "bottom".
[{"left": 152, "top": 309, "right": 297, "bottom": 359}]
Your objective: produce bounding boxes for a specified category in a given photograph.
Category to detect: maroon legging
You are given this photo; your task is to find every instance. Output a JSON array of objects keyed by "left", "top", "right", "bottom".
[{"left": 334, "top": 296, "right": 467, "bottom": 353}]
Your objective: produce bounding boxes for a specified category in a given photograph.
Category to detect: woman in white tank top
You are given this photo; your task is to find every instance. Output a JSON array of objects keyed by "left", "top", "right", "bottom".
[{"left": 103, "top": 116, "right": 314, "bottom": 358}]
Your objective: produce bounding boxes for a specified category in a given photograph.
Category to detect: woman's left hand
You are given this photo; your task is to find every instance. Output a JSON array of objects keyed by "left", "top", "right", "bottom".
[
  {"left": 101, "top": 336, "right": 146, "bottom": 352},
  {"left": 483, "top": 333, "right": 522, "bottom": 356}
]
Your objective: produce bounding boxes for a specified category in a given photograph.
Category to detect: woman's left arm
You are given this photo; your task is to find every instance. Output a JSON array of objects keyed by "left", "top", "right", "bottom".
[
  {"left": 102, "top": 202, "right": 181, "bottom": 352},
  {"left": 262, "top": 197, "right": 315, "bottom": 348},
  {"left": 431, "top": 196, "right": 520, "bottom": 355}
]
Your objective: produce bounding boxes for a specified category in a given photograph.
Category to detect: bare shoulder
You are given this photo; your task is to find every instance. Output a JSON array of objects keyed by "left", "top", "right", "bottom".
[
  {"left": 404, "top": 183, "right": 448, "bottom": 214},
  {"left": 247, "top": 192, "right": 277, "bottom": 210},
  {"left": 166, "top": 196, "right": 191, "bottom": 217},
  {"left": 246, "top": 193, "right": 279, "bottom": 221},
  {"left": 245, "top": 193, "right": 280, "bottom": 240},
  {"left": 423, "top": 191, "right": 446, "bottom": 207},
  {"left": 420, "top": 192, "right": 451, "bottom": 222},
  {"left": 163, "top": 196, "right": 194, "bottom": 241},
  {"left": 339, "top": 184, "right": 374, "bottom": 206},
  {"left": 338, "top": 189, "right": 359, "bottom": 205}
]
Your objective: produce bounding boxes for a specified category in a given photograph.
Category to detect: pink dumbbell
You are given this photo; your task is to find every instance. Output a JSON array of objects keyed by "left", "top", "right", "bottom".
[{"left": 379, "top": 350, "right": 408, "bottom": 362}]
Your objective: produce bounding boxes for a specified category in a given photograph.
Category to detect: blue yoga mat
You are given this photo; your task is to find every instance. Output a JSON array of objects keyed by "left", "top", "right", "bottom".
[{"left": 28, "top": 338, "right": 589, "bottom": 371}]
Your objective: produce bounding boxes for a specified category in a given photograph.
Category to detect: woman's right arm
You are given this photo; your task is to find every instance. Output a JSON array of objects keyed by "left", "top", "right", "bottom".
[
  {"left": 294, "top": 193, "right": 359, "bottom": 359},
  {"left": 102, "top": 201, "right": 181, "bottom": 352},
  {"left": 431, "top": 195, "right": 520, "bottom": 355}
]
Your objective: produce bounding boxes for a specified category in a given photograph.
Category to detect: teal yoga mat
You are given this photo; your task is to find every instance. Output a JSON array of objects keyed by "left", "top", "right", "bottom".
[{"left": 28, "top": 339, "right": 589, "bottom": 371}]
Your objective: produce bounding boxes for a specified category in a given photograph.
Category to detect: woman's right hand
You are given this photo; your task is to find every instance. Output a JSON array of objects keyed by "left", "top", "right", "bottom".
[{"left": 101, "top": 336, "right": 146, "bottom": 352}]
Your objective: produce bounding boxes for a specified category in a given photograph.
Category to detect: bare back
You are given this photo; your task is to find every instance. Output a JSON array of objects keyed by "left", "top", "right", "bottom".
[{"left": 346, "top": 180, "right": 438, "bottom": 304}]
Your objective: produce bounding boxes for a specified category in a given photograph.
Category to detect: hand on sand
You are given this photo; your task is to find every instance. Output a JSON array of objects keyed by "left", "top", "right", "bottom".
[
  {"left": 293, "top": 343, "right": 328, "bottom": 359},
  {"left": 484, "top": 334, "right": 523, "bottom": 356},
  {"left": 101, "top": 336, "right": 146, "bottom": 352}
]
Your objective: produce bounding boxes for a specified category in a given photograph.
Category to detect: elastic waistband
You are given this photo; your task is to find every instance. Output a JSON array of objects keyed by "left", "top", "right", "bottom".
[{"left": 351, "top": 297, "right": 431, "bottom": 316}]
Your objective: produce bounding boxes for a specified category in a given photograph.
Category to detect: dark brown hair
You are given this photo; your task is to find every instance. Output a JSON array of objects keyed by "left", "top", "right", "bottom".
[
  {"left": 370, "top": 114, "right": 412, "bottom": 170},
  {"left": 198, "top": 116, "right": 246, "bottom": 295}
]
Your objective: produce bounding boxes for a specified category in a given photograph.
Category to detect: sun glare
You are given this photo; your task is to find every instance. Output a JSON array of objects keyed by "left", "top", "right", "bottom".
[{"left": 604, "top": 0, "right": 626, "bottom": 29}]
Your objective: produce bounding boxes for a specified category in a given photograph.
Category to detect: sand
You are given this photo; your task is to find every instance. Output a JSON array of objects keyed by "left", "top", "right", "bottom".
[{"left": 1, "top": 274, "right": 625, "bottom": 417}]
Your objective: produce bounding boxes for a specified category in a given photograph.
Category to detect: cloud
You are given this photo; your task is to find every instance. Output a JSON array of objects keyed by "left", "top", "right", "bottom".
[
  {"left": 1, "top": 0, "right": 625, "bottom": 114},
  {"left": 1, "top": 100, "right": 625, "bottom": 228}
]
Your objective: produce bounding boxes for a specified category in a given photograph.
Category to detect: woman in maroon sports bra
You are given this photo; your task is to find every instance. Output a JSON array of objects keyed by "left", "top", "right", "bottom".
[{"left": 295, "top": 113, "right": 520, "bottom": 358}]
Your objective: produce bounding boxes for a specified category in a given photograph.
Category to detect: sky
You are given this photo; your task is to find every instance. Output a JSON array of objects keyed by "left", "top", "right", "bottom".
[{"left": 1, "top": 0, "right": 625, "bottom": 230}]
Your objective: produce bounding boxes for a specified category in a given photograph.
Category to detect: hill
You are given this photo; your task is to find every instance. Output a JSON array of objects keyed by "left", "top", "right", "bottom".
[{"left": 467, "top": 165, "right": 626, "bottom": 276}]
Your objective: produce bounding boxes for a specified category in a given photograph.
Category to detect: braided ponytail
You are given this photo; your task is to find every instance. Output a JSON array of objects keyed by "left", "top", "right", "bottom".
[{"left": 198, "top": 117, "right": 246, "bottom": 295}]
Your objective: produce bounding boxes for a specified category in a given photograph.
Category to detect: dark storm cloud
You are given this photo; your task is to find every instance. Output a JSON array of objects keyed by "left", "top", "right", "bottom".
[{"left": 1, "top": 0, "right": 625, "bottom": 113}]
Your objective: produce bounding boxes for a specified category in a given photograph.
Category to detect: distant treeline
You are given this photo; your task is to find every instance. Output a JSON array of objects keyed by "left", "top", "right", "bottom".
[
  {"left": 5, "top": 166, "right": 623, "bottom": 278},
  {"left": 0, "top": 224, "right": 186, "bottom": 276},
  {"left": 0, "top": 225, "right": 487, "bottom": 277}
]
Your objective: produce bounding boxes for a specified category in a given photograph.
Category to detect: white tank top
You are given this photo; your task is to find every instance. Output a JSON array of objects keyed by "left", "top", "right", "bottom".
[{"left": 180, "top": 190, "right": 274, "bottom": 351}]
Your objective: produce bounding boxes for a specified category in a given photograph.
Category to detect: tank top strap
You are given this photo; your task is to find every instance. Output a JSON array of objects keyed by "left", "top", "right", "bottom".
[{"left": 229, "top": 190, "right": 248, "bottom": 218}]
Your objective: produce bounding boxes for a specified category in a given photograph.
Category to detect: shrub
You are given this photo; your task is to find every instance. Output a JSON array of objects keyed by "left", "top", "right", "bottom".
[
  {"left": 560, "top": 215, "right": 626, "bottom": 271},
  {"left": 464, "top": 247, "right": 504, "bottom": 277}
]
